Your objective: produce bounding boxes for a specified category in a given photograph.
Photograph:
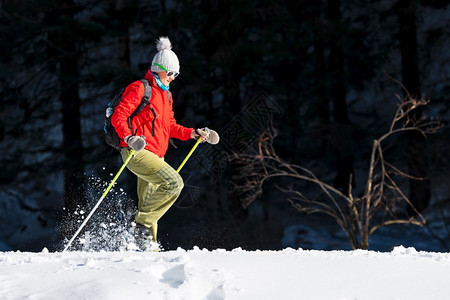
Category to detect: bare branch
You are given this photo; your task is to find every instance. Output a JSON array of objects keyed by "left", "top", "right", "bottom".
[{"left": 369, "top": 218, "right": 425, "bottom": 236}]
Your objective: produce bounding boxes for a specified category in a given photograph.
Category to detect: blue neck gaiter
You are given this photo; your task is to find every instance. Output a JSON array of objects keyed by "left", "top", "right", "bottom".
[{"left": 152, "top": 72, "right": 170, "bottom": 91}]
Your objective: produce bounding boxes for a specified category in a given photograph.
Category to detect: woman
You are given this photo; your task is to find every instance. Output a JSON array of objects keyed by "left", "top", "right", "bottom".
[{"left": 111, "top": 36, "right": 213, "bottom": 250}]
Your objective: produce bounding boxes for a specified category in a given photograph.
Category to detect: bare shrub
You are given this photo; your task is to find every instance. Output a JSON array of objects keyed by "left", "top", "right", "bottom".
[{"left": 230, "top": 96, "right": 441, "bottom": 249}]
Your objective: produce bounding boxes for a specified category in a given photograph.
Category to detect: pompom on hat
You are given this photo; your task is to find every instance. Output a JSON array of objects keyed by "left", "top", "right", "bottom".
[{"left": 151, "top": 37, "right": 180, "bottom": 73}]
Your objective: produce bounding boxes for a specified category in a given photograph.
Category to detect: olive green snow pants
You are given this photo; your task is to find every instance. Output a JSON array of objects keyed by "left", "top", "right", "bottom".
[{"left": 121, "top": 148, "right": 184, "bottom": 241}]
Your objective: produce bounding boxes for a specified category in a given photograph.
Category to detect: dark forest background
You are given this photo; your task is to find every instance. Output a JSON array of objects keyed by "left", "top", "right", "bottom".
[{"left": 0, "top": 0, "right": 449, "bottom": 252}]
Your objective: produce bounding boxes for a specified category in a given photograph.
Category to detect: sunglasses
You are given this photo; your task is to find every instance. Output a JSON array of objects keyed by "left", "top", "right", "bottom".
[{"left": 153, "top": 63, "right": 179, "bottom": 78}]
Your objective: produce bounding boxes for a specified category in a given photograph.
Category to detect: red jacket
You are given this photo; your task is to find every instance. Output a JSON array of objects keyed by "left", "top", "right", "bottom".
[{"left": 111, "top": 70, "right": 193, "bottom": 157}]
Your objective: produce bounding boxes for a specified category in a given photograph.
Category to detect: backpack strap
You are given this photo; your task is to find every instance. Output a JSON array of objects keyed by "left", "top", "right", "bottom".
[
  {"left": 127, "top": 79, "right": 156, "bottom": 137},
  {"left": 130, "top": 79, "right": 152, "bottom": 117},
  {"left": 140, "top": 79, "right": 152, "bottom": 104}
]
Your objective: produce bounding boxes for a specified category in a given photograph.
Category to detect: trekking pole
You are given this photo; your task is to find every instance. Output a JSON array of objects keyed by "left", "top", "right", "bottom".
[
  {"left": 63, "top": 130, "right": 216, "bottom": 251},
  {"left": 176, "top": 137, "right": 202, "bottom": 173},
  {"left": 62, "top": 149, "right": 136, "bottom": 252}
]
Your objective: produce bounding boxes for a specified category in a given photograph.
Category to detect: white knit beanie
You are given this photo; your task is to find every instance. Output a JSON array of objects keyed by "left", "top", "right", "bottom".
[{"left": 151, "top": 37, "right": 180, "bottom": 73}]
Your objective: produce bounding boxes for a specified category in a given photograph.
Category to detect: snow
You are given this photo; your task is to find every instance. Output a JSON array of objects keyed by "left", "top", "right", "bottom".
[{"left": 1, "top": 246, "right": 449, "bottom": 300}]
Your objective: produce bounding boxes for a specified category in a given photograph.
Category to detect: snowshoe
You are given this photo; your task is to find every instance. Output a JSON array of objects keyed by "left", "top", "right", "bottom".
[{"left": 133, "top": 223, "right": 160, "bottom": 252}]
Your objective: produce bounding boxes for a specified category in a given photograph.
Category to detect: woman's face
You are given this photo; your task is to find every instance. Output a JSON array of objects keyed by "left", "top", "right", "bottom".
[{"left": 156, "top": 71, "right": 176, "bottom": 87}]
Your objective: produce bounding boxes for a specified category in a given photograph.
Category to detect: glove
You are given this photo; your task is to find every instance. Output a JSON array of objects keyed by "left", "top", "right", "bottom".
[
  {"left": 124, "top": 135, "right": 146, "bottom": 152},
  {"left": 191, "top": 127, "right": 220, "bottom": 145}
]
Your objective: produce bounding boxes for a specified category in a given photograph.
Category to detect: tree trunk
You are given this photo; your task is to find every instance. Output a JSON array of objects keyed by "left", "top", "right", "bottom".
[
  {"left": 112, "top": 0, "right": 130, "bottom": 68},
  {"left": 395, "top": 0, "right": 430, "bottom": 214},
  {"left": 326, "top": 0, "right": 354, "bottom": 193},
  {"left": 313, "top": 1, "right": 331, "bottom": 155},
  {"left": 61, "top": 52, "right": 85, "bottom": 237},
  {"left": 46, "top": 0, "right": 86, "bottom": 239}
]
